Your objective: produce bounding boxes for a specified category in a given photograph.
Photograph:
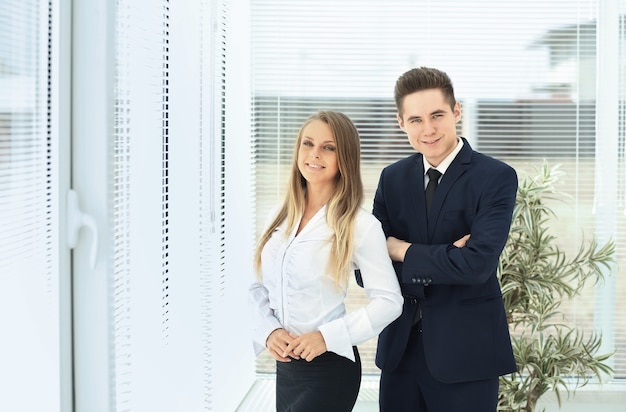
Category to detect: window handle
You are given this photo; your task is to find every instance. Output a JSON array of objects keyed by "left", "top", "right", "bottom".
[{"left": 67, "top": 189, "right": 99, "bottom": 269}]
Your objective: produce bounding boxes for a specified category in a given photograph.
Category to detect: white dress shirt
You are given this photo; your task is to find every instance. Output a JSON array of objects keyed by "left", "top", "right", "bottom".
[
  {"left": 422, "top": 137, "right": 464, "bottom": 183},
  {"left": 249, "top": 205, "right": 403, "bottom": 361}
]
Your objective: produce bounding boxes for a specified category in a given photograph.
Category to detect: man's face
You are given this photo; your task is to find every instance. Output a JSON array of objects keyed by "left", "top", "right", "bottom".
[{"left": 397, "top": 88, "right": 461, "bottom": 167}]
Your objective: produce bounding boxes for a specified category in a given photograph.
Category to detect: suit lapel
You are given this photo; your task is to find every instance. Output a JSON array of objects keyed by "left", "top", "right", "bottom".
[
  {"left": 427, "top": 139, "right": 473, "bottom": 240},
  {"left": 408, "top": 154, "right": 429, "bottom": 243}
]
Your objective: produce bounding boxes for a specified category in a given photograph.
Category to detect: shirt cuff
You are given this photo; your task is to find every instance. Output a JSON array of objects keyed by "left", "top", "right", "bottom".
[{"left": 318, "top": 319, "right": 355, "bottom": 362}]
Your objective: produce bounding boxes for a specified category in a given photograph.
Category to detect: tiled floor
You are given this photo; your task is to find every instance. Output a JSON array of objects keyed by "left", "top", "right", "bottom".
[
  {"left": 236, "top": 376, "right": 626, "bottom": 412},
  {"left": 236, "top": 375, "right": 379, "bottom": 411}
]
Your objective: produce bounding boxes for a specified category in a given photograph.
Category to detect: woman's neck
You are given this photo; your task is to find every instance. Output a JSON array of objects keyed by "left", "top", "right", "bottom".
[
  {"left": 304, "top": 184, "right": 333, "bottom": 216},
  {"left": 296, "top": 184, "right": 333, "bottom": 235}
]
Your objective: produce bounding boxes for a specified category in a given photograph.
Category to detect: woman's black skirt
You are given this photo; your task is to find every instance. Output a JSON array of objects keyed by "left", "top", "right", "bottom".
[{"left": 275, "top": 347, "right": 361, "bottom": 412}]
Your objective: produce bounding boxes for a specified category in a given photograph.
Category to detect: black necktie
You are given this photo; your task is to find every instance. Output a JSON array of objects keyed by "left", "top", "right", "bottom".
[{"left": 425, "top": 168, "right": 442, "bottom": 217}]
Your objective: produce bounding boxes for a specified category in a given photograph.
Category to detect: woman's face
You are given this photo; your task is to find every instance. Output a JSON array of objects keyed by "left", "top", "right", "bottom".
[{"left": 297, "top": 119, "right": 339, "bottom": 188}]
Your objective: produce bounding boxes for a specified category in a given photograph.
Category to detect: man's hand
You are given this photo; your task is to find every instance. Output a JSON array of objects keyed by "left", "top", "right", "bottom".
[
  {"left": 387, "top": 236, "right": 411, "bottom": 262},
  {"left": 284, "top": 331, "right": 327, "bottom": 362},
  {"left": 387, "top": 234, "right": 470, "bottom": 262},
  {"left": 454, "top": 234, "right": 470, "bottom": 247}
]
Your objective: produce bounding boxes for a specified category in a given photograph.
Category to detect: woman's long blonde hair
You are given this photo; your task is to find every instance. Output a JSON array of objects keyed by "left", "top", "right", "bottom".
[{"left": 253, "top": 111, "right": 363, "bottom": 288}]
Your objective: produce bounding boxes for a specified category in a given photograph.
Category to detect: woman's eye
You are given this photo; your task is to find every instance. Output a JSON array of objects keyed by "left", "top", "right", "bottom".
[
  {"left": 324, "top": 146, "right": 336, "bottom": 151},
  {"left": 303, "top": 141, "right": 313, "bottom": 146}
]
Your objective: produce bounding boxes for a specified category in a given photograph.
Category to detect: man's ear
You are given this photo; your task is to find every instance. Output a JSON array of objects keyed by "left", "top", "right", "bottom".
[
  {"left": 454, "top": 102, "right": 462, "bottom": 123},
  {"left": 397, "top": 114, "right": 406, "bottom": 132}
]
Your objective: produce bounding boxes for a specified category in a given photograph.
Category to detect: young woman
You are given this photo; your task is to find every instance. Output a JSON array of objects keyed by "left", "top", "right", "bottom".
[{"left": 249, "top": 110, "right": 403, "bottom": 412}]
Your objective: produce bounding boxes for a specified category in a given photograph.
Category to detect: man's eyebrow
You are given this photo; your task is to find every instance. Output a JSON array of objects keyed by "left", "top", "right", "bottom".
[{"left": 406, "top": 109, "right": 447, "bottom": 121}]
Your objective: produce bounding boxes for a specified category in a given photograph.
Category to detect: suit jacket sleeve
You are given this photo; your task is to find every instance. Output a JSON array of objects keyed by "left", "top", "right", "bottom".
[{"left": 402, "top": 164, "right": 517, "bottom": 286}]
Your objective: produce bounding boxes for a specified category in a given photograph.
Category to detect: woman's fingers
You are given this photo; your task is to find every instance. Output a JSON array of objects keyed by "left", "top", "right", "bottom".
[
  {"left": 267, "top": 328, "right": 296, "bottom": 361},
  {"left": 285, "top": 331, "right": 327, "bottom": 362}
]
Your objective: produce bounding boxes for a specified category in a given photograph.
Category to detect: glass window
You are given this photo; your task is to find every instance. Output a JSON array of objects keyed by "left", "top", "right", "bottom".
[
  {"left": 251, "top": 0, "right": 626, "bottom": 379},
  {"left": 0, "top": 0, "right": 67, "bottom": 410},
  {"left": 71, "top": 1, "right": 255, "bottom": 410}
]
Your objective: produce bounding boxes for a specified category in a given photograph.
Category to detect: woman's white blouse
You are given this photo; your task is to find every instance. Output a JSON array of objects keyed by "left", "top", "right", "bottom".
[{"left": 249, "top": 206, "right": 403, "bottom": 361}]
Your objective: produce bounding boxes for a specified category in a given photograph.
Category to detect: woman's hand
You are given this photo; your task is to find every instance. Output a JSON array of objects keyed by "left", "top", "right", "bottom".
[
  {"left": 266, "top": 328, "right": 296, "bottom": 362},
  {"left": 284, "top": 331, "right": 327, "bottom": 362}
]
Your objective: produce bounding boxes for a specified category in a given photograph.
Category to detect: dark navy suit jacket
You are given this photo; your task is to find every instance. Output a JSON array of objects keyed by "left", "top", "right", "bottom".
[{"left": 373, "top": 138, "right": 518, "bottom": 383}]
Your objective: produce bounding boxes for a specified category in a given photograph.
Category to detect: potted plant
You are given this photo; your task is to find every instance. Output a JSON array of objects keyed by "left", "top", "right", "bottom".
[{"left": 497, "top": 162, "right": 616, "bottom": 412}]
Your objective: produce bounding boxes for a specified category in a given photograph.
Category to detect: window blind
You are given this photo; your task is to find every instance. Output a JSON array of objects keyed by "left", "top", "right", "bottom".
[
  {"left": 112, "top": 0, "right": 173, "bottom": 407},
  {"left": 251, "top": 0, "right": 626, "bottom": 379},
  {"left": 106, "top": 0, "right": 253, "bottom": 410},
  {"left": 0, "top": 0, "right": 64, "bottom": 410}
]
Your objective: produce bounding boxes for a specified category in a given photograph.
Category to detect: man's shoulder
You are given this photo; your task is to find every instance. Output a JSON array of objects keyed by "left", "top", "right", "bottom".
[
  {"left": 459, "top": 138, "right": 514, "bottom": 172},
  {"left": 383, "top": 153, "right": 421, "bottom": 173},
  {"left": 468, "top": 149, "right": 516, "bottom": 175}
]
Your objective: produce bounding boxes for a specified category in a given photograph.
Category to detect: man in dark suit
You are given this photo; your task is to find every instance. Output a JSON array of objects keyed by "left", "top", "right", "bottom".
[{"left": 373, "top": 67, "right": 518, "bottom": 411}]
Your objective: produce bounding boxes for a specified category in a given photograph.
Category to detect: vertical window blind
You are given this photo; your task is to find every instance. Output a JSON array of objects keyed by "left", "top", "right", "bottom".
[
  {"left": 250, "top": 0, "right": 626, "bottom": 379},
  {"left": 112, "top": 0, "right": 174, "bottom": 407},
  {"left": 0, "top": 0, "right": 63, "bottom": 410},
  {"left": 108, "top": 0, "right": 253, "bottom": 410}
]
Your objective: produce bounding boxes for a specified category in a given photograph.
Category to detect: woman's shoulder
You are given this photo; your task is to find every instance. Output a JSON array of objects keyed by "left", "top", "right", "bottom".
[
  {"left": 352, "top": 208, "right": 386, "bottom": 252},
  {"left": 262, "top": 204, "right": 287, "bottom": 230},
  {"left": 354, "top": 207, "right": 383, "bottom": 231}
]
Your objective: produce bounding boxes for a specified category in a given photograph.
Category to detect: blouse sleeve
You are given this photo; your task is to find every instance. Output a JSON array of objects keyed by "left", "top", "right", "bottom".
[
  {"left": 318, "top": 213, "right": 403, "bottom": 360},
  {"left": 248, "top": 206, "right": 283, "bottom": 356},
  {"left": 248, "top": 280, "right": 282, "bottom": 356}
]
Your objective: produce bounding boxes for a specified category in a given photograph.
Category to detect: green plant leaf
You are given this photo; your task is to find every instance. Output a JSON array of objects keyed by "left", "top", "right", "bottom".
[{"left": 498, "top": 162, "right": 615, "bottom": 412}]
